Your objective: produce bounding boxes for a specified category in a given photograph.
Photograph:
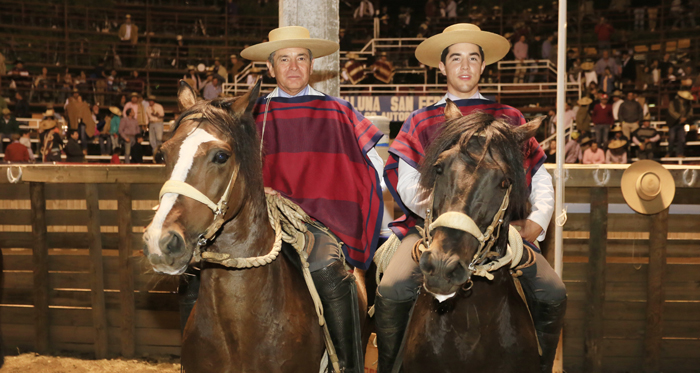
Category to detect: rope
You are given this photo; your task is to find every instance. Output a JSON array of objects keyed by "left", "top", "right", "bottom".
[{"left": 372, "top": 233, "right": 401, "bottom": 285}]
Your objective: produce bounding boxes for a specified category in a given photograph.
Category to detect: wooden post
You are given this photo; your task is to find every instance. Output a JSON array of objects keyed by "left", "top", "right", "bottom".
[
  {"left": 85, "top": 184, "right": 108, "bottom": 359},
  {"left": 64, "top": 0, "right": 69, "bottom": 66},
  {"left": 584, "top": 187, "right": 607, "bottom": 373},
  {"left": 30, "top": 182, "right": 49, "bottom": 354},
  {"left": 117, "top": 183, "right": 135, "bottom": 358},
  {"left": 643, "top": 208, "right": 669, "bottom": 372}
]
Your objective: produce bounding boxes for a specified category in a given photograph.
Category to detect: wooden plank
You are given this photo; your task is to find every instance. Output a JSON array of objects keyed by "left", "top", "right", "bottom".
[
  {"left": 30, "top": 182, "right": 49, "bottom": 354},
  {"left": 559, "top": 240, "right": 700, "bottom": 258},
  {"left": 563, "top": 262, "right": 700, "bottom": 283},
  {"left": 0, "top": 210, "right": 155, "bottom": 227},
  {"left": 0, "top": 232, "right": 144, "bottom": 250},
  {"left": 118, "top": 183, "right": 136, "bottom": 358},
  {"left": 644, "top": 209, "right": 669, "bottom": 372},
  {"left": 0, "top": 165, "right": 167, "bottom": 184},
  {"left": 85, "top": 183, "right": 108, "bottom": 359},
  {"left": 584, "top": 187, "right": 606, "bottom": 373}
]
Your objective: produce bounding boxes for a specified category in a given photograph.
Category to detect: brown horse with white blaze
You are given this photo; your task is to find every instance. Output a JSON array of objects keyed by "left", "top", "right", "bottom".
[
  {"left": 142, "top": 81, "right": 327, "bottom": 372},
  {"left": 399, "top": 103, "right": 542, "bottom": 372}
]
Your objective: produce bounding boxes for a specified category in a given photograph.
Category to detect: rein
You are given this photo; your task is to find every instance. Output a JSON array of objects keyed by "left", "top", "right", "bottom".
[{"left": 413, "top": 184, "right": 523, "bottom": 282}]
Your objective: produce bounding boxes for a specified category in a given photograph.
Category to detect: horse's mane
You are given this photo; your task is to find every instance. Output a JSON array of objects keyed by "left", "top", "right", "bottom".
[
  {"left": 171, "top": 97, "right": 264, "bottom": 198},
  {"left": 419, "top": 111, "right": 529, "bottom": 221}
]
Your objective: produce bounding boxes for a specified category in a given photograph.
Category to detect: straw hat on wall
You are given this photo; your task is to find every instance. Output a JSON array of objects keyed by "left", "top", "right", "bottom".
[{"left": 621, "top": 160, "right": 675, "bottom": 215}]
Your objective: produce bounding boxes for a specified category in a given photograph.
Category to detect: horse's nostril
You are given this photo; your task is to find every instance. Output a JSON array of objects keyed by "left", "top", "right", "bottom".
[
  {"left": 419, "top": 251, "right": 435, "bottom": 276},
  {"left": 160, "top": 232, "right": 184, "bottom": 255},
  {"left": 447, "top": 261, "right": 469, "bottom": 285}
]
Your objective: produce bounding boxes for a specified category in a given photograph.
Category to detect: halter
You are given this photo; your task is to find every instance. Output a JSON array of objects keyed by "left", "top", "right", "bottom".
[{"left": 418, "top": 184, "right": 522, "bottom": 283}]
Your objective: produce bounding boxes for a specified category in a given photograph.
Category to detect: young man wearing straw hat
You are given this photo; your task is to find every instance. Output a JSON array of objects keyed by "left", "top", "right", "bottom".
[
  {"left": 379, "top": 23, "right": 566, "bottom": 373},
  {"left": 667, "top": 90, "right": 694, "bottom": 157},
  {"left": 241, "top": 26, "right": 386, "bottom": 373}
]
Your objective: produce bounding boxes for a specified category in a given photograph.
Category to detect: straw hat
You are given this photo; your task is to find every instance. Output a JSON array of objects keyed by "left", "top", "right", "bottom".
[
  {"left": 610, "top": 124, "right": 622, "bottom": 133},
  {"left": 39, "top": 118, "right": 57, "bottom": 131},
  {"left": 176, "top": 35, "right": 183, "bottom": 41},
  {"left": 241, "top": 26, "right": 339, "bottom": 61},
  {"left": 608, "top": 138, "right": 627, "bottom": 149},
  {"left": 125, "top": 14, "right": 131, "bottom": 18},
  {"left": 130, "top": 92, "right": 141, "bottom": 98},
  {"left": 414, "top": 23, "right": 510, "bottom": 67},
  {"left": 230, "top": 54, "right": 238, "bottom": 59},
  {"left": 109, "top": 107, "right": 122, "bottom": 116},
  {"left": 147, "top": 95, "right": 156, "bottom": 101},
  {"left": 612, "top": 90, "right": 624, "bottom": 98},
  {"left": 2, "top": 108, "right": 10, "bottom": 115},
  {"left": 187, "top": 65, "right": 195, "bottom": 71},
  {"left": 580, "top": 136, "right": 592, "bottom": 145},
  {"left": 580, "top": 61, "right": 595, "bottom": 71},
  {"left": 678, "top": 91, "right": 693, "bottom": 100},
  {"left": 577, "top": 97, "right": 592, "bottom": 106},
  {"left": 621, "top": 160, "right": 675, "bottom": 215}
]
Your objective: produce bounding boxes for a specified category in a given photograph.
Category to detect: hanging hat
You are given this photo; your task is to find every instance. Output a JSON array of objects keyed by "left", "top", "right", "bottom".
[
  {"left": 241, "top": 26, "right": 339, "bottom": 61},
  {"left": 109, "top": 106, "right": 122, "bottom": 116},
  {"left": 608, "top": 138, "right": 627, "bottom": 149},
  {"left": 577, "top": 97, "right": 592, "bottom": 106},
  {"left": 415, "top": 23, "right": 510, "bottom": 67},
  {"left": 677, "top": 91, "right": 693, "bottom": 100},
  {"left": 621, "top": 160, "right": 675, "bottom": 215}
]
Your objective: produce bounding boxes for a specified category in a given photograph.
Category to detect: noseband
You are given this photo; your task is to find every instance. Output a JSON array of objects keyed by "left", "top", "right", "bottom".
[{"left": 417, "top": 184, "right": 523, "bottom": 283}]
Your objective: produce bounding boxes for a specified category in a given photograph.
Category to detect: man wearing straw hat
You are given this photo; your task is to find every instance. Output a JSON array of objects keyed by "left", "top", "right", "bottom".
[
  {"left": 667, "top": 90, "right": 694, "bottom": 157},
  {"left": 379, "top": 23, "right": 566, "bottom": 373},
  {"left": 241, "top": 26, "right": 385, "bottom": 373},
  {"left": 146, "top": 95, "right": 164, "bottom": 155}
]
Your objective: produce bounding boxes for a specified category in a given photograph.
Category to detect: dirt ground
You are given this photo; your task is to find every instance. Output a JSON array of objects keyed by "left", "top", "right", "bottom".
[{"left": 0, "top": 353, "right": 181, "bottom": 373}]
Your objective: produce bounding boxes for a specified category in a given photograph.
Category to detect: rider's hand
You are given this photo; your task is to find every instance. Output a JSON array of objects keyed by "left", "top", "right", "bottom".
[
  {"left": 511, "top": 219, "right": 544, "bottom": 243},
  {"left": 264, "top": 187, "right": 278, "bottom": 196}
]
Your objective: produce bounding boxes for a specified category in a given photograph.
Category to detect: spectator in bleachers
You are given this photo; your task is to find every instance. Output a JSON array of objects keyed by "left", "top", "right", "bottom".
[
  {"left": 111, "top": 147, "right": 121, "bottom": 164},
  {"left": 126, "top": 70, "right": 144, "bottom": 95},
  {"left": 545, "top": 139, "right": 557, "bottom": 163},
  {"left": 0, "top": 90, "right": 6, "bottom": 114},
  {"left": 445, "top": 0, "right": 457, "bottom": 19},
  {"left": 118, "top": 14, "right": 139, "bottom": 67},
  {"left": 637, "top": 64, "right": 653, "bottom": 90},
  {"left": 594, "top": 16, "right": 614, "bottom": 51},
  {"left": 130, "top": 134, "right": 145, "bottom": 164},
  {"left": 632, "top": 119, "right": 660, "bottom": 160},
  {"left": 123, "top": 92, "right": 142, "bottom": 123},
  {"left": 3, "top": 133, "right": 30, "bottom": 163},
  {"left": 98, "top": 109, "right": 113, "bottom": 156},
  {"left": 667, "top": 90, "right": 694, "bottom": 157},
  {"left": 592, "top": 93, "right": 614, "bottom": 148},
  {"left": 425, "top": 0, "right": 437, "bottom": 19},
  {"left": 0, "top": 52, "right": 5, "bottom": 76},
  {"left": 66, "top": 95, "right": 95, "bottom": 151},
  {"left": 633, "top": 4, "right": 646, "bottom": 31},
  {"left": 659, "top": 53, "right": 673, "bottom": 80},
  {"left": 619, "top": 91, "right": 644, "bottom": 139},
  {"left": 13, "top": 92, "right": 30, "bottom": 119},
  {"left": 605, "top": 126, "right": 628, "bottom": 164},
  {"left": 513, "top": 35, "right": 528, "bottom": 84},
  {"left": 176, "top": 35, "right": 189, "bottom": 69},
  {"left": 76, "top": 71, "right": 89, "bottom": 93},
  {"left": 0, "top": 108, "right": 19, "bottom": 155},
  {"left": 372, "top": 52, "right": 394, "bottom": 84},
  {"left": 576, "top": 96, "right": 593, "bottom": 136},
  {"left": 620, "top": 50, "right": 637, "bottom": 87},
  {"left": 108, "top": 107, "right": 121, "bottom": 153},
  {"left": 541, "top": 34, "right": 554, "bottom": 61},
  {"left": 211, "top": 58, "right": 227, "bottom": 82},
  {"left": 635, "top": 92, "right": 650, "bottom": 119},
  {"left": 594, "top": 50, "right": 618, "bottom": 83},
  {"left": 32, "top": 67, "right": 53, "bottom": 103},
  {"left": 342, "top": 53, "right": 366, "bottom": 85},
  {"left": 229, "top": 54, "right": 244, "bottom": 80},
  {"left": 184, "top": 66, "right": 203, "bottom": 91},
  {"left": 119, "top": 108, "right": 140, "bottom": 164},
  {"left": 565, "top": 131, "right": 583, "bottom": 164},
  {"left": 247, "top": 67, "right": 261, "bottom": 88},
  {"left": 19, "top": 131, "right": 35, "bottom": 161},
  {"left": 8, "top": 59, "right": 31, "bottom": 94},
  {"left": 582, "top": 138, "right": 605, "bottom": 164},
  {"left": 64, "top": 129, "right": 85, "bottom": 163},
  {"left": 202, "top": 76, "right": 222, "bottom": 100},
  {"left": 41, "top": 123, "right": 63, "bottom": 162},
  {"left": 354, "top": 0, "right": 374, "bottom": 19},
  {"left": 146, "top": 95, "right": 164, "bottom": 155},
  {"left": 38, "top": 109, "right": 57, "bottom": 146},
  {"left": 611, "top": 90, "right": 623, "bottom": 121},
  {"left": 600, "top": 67, "right": 615, "bottom": 96}
]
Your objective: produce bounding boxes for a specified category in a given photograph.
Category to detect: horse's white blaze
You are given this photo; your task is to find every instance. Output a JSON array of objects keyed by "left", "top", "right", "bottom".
[{"left": 145, "top": 128, "right": 219, "bottom": 256}]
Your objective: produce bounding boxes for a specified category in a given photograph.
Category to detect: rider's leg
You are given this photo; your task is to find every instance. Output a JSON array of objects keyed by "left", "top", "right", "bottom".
[
  {"left": 307, "top": 224, "right": 364, "bottom": 373},
  {"left": 375, "top": 229, "right": 422, "bottom": 373},
  {"left": 518, "top": 250, "right": 568, "bottom": 373}
]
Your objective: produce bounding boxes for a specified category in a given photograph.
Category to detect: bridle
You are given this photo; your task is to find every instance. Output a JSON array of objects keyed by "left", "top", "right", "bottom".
[{"left": 416, "top": 183, "right": 523, "bottom": 287}]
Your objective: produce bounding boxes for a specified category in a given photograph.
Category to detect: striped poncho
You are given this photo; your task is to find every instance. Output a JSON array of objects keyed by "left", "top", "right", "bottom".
[
  {"left": 253, "top": 88, "right": 384, "bottom": 270},
  {"left": 384, "top": 98, "right": 547, "bottom": 239}
]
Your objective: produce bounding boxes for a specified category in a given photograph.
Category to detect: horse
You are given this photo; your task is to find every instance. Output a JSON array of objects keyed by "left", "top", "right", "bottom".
[
  {"left": 398, "top": 102, "right": 542, "bottom": 372},
  {"left": 142, "top": 81, "right": 350, "bottom": 372}
]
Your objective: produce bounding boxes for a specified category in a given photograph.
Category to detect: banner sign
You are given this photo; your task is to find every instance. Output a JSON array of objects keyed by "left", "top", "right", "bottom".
[{"left": 340, "top": 96, "right": 444, "bottom": 122}]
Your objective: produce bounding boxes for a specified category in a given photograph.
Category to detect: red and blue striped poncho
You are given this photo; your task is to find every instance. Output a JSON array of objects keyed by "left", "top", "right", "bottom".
[
  {"left": 253, "top": 89, "right": 384, "bottom": 270},
  {"left": 384, "top": 98, "right": 546, "bottom": 239}
]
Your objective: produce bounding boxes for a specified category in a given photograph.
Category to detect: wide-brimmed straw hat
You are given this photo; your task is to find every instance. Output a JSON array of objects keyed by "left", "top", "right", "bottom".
[
  {"left": 44, "top": 109, "right": 54, "bottom": 117},
  {"left": 577, "top": 97, "right": 592, "bottom": 106},
  {"left": 612, "top": 90, "right": 624, "bottom": 97},
  {"left": 147, "top": 95, "right": 156, "bottom": 100},
  {"left": 621, "top": 160, "right": 675, "bottom": 215},
  {"left": 610, "top": 124, "right": 622, "bottom": 133},
  {"left": 580, "top": 61, "right": 595, "bottom": 71},
  {"left": 241, "top": 26, "right": 339, "bottom": 61},
  {"left": 414, "top": 23, "right": 510, "bottom": 67},
  {"left": 2, "top": 108, "right": 10, "bottom": 115},
  {"left": 678, "top": 91, "right": 693, "bottom": 100},
  {"left": 109, "top": 106, "right": 122, "bottom": 116},
  {"left": 580, "top": 136, "right": 592, "bottom": 145},
  {"left": 39, "top": 117, "right": 57, "bottom": 131},
  {"left": 608, "top": 138, "right": 627, "bottom": 149}
]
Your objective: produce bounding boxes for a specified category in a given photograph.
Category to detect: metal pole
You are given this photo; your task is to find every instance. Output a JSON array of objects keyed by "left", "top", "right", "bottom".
[{"left": 554, "top": 0, "right": 567, "bottom": 278}]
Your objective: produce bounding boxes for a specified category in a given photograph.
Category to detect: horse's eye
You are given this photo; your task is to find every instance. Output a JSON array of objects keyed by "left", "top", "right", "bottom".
[
  {"left": 213, "top": 151, "right": 230, "bottom": 164},
  {"left": 435, "top": 163, "right": 444, "bottom": 175},
  {"left": 500, "top": 179, "right": 510, "bottom": 189}
]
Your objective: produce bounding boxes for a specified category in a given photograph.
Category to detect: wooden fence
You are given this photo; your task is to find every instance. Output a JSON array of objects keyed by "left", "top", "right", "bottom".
[{"left": 1, "top": 164, "right": 700, "bottom": 372}]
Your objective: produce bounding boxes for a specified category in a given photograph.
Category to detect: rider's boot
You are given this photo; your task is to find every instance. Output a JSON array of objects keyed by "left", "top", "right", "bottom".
[
  {"left": 311, "top": 261, "right": 364, "bottom": 373},
  {"left": 177, "top": 268, "right": 201, "bottom": 336},
  {"left": 531, "top": 297, "right": 567, "bottom": 373},
  {"left": 374, "top": 291, "right": 415, "bottom": 373}
]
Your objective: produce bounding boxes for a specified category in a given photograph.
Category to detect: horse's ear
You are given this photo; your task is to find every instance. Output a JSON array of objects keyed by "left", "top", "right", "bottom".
[
  {"left": 231, "top": 79, "right": 261, "bottom": 117},
  {"left": 444, "top": 99, "right": 463, "bottom": 121},
  {"left": 513, "top": 116, "right": 544, "bottom": 144},
  {"left": 177, "top": 80, "right": 198, "bottom": 111}
]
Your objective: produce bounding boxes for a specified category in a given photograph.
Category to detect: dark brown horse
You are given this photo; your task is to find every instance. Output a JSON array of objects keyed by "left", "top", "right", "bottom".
[
  {"left": 399, "top": 103, "right": 542, "bottom": 372},
  {"left": 143, "top": 82, "right": 335, "bottom": 372}
]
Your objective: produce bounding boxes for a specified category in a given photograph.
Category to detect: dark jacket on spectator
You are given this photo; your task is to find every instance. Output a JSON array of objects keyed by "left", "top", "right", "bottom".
[
  {"left": 14, "top": 99, "right": 30, "bottom": 118},
  {"left": 64, "top": 138, "right": 85, "bottom": 162},
  {"left": 668, "top": 97, "right": 693, "bottom": 127},
  {"left": 130, "top": 142, "right": 144, "bottom": 163},
  {"left": 618, "top": 100, "right": 644, "bottom": 123},
  {"left": 0, "top": 116, "right": 20, "bottom": 135}
]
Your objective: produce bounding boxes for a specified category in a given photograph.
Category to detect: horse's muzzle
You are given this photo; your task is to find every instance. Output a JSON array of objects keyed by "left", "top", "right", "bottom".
[
  {"left": 419, "top": 249, "right": 471, "bottom": 296},
  {"left": 143, "top": 231, "right": 191, "bottom": 275}
]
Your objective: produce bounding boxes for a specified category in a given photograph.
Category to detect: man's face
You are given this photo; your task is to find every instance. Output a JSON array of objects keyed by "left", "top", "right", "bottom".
[
  {"left": 266, "top": 47, "right": 313, "bottom": 96},
  {"left": 438, "top": 43, "right": 486, "bottom": 99},
  {"left": 149, "top": 100, "right": 155, "bottom": 106},
  {"left": 601, "top": 98, "right": 608, "bottom": 104},
  {"left": 627, "top": 92, "right": 634, "bottom": 100},
  {"left": 71, "top": 132, "right": 79, "bottom": 140},
  {"left": 213, "top": 78, "right": 219, "bottom": 86},
  {"left": 131, "top": 96, "right": 138, "bottom": 103}
]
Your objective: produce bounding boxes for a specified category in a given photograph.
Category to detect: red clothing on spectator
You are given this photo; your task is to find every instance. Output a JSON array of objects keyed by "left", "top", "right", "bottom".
[
  {"left": 591, "top": 103, "right": 615, "bottom": 125},
  {"left": 594, "top": 23, "right": 614, "bottom": 42},
  {"left": 111, "top": 154, "right": 121, "bottom": 164},
  {"left": 3, "top": 142, "right": 30, "bottom": 162}
]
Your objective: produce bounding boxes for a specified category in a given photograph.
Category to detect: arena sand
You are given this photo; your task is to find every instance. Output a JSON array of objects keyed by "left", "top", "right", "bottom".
[{"left": 1, "top": 353, "right": 180, "bottom": 372}]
